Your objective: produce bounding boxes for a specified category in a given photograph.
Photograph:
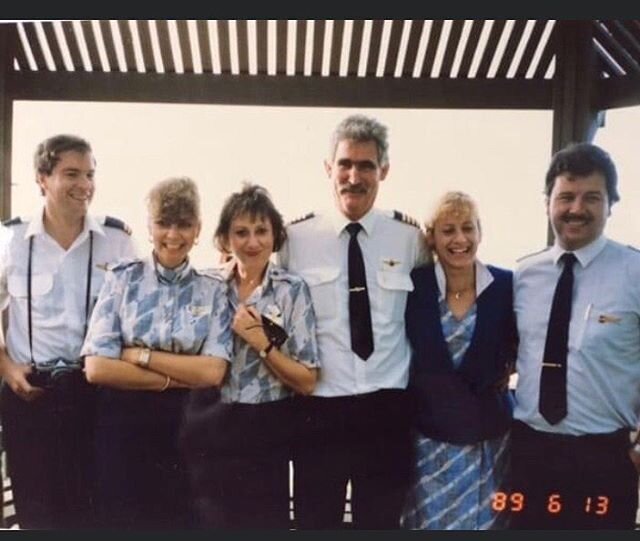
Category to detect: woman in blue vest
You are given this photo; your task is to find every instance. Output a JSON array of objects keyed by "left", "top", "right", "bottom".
[{"left": 401, "top": 191, "right": 516, "bottom": 530}]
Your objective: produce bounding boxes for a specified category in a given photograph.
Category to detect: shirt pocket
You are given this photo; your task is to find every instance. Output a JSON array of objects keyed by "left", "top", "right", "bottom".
[
  {"left": 576, "top": 304, "right": 638, "bottom": 356},
  {"left": 376, "top": 269, "right": 414, "bottom": 322},
  {"left": 298, "top": 267, "right": 340, "bottom": 321},
  {"left": 7, "top": 272, "right": 53, "bottom": 298}
]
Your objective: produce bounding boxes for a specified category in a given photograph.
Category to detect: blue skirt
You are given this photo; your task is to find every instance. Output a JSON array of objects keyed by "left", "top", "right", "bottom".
[{"left": 401, "top": 430, "right": 511, "bottom": 530}]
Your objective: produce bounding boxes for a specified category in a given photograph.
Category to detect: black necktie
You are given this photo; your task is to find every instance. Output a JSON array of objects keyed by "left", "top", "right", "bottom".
[
  {"left": 346, "top": 223, "right": 374, "bottom": 360},
  {"left": 539, "top": 252, "right": 577, "bottom": 425}
]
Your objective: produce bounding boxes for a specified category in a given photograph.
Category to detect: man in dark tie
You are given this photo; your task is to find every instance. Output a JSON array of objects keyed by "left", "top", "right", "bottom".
[
  {"left": 511, "top": 142, "right": 640, "bottom": 529},
  {"left": 279, "top": 114, "right": 427, "bottom": 529}
]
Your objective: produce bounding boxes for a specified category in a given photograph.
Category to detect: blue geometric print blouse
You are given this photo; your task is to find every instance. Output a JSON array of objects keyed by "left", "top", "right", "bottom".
[{"left": 81, "top": 256, "right": 233, "bottom": 362}]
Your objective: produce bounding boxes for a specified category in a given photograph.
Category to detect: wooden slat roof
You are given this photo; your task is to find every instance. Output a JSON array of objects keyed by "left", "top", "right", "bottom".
[{"left": 4, "top": 19, "right": 640, "bottom": 110}]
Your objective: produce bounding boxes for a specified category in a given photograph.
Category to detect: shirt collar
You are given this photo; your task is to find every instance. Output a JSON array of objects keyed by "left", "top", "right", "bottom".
[
  {"left": 218, "top": 258, "right": 273, "bottom": 286},
  {"left": 434, "top": 259, "right": 494, "bottom": 300},
  {"left": 327, "top": 206, "right": 379, "bottom": 238},
  {"left": 152, "top": 252, "right": 192, "bottom": 284},
  {"left": 550, "top": 235, "right": 607, "bottom": 268},
  {"left": 220, "top": 258, "right": 275, "bottom": 308},
  {"left": 25, "top": 208, "right": 105, "bottom": 240}
]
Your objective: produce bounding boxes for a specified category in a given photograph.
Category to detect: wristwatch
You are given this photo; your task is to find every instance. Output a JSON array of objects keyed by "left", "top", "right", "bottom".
[
  {"left": 138, "top": 347, "right": 152, "bottom": 368},
  {"left": 258, "top": 342, "right": 275, "bottom": 360}
]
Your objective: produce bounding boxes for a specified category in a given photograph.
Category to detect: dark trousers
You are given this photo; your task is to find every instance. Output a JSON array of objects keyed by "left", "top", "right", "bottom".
[
  {"left": 293, "top": 390, "right": 412, "bottom": 530},
  {"left": 94, "top": 388, "right": 194, "bottom": 530},
  {"left": 0, "top": 376, "right": 96, "bottom": 529},
  {"left": 183, "top": 396, "right": 294, "bottom": 529},
  {"left": 510, "top": 420, "right": 638, "bottom": 530}
]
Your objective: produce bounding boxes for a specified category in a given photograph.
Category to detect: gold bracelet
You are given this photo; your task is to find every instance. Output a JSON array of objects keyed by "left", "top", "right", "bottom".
[{"left": 160, "top": 375, "right": 171, "bottom": 392}]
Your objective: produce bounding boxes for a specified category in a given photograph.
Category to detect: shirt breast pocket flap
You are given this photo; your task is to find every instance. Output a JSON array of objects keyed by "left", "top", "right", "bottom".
[
  {"left": 577, "top": 306, "right": 634, "bottom": 350},
  {"left": 7, "top": 273, "right": 53, "bottom": 298},
  {"left": 376, "top": 269, "right": 414, "bottom": 321},
  {"left": 299, "top": 267, "right": 340, "bottom": 319}
]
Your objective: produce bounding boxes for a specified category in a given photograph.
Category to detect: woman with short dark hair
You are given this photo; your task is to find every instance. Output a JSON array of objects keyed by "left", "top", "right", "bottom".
[{"left": 182, "top": 182, "right": 319, "bottom": 529}]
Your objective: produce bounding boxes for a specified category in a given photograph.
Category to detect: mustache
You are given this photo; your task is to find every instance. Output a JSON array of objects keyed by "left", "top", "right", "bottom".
[
  {"left": 561, "top": 213, "right": 591, "bottom": 223},
  {"left": 340, "top": 185, "right": 368, "bottom": 195}
]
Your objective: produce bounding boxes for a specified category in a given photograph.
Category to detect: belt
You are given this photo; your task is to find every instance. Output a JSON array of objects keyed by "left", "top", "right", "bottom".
[{"left": 513, "top": 420, "right": 629, "bottom": 444}]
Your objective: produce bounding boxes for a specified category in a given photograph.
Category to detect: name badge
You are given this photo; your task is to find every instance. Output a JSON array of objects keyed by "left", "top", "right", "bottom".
[{"left": 189, "top": 305, "right": 210, "bottom": 317}]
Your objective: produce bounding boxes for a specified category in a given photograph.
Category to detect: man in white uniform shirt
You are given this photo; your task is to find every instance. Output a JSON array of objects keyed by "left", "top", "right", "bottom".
[
  {"left": 511, "top": 142, "right": 640, "bottom": 529},
  {"left": 279, "top": 115, "right": 426, "bottom": 529},
  {"left": 0, "top": 135, "right": 136, "bottom": 529}
]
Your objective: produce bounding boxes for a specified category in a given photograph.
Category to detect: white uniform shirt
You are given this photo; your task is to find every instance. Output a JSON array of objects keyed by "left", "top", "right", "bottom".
[
  {"left": 514, "top": 236, "right": 640, "bottom": 435},
  {"left": 0, "top": 210, "right": 137, "bottom": 365},
  {"left": 279, "top": 206, "right": 426, "bottom": 397}
]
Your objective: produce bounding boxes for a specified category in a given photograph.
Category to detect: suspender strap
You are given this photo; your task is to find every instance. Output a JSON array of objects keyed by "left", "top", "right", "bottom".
[
  {"left": 84, "top": 232, "right": 94, "bottom": 337},
  {"left": 27, "top": 236, "right": 34, "bottom": 366},
  {"left": 27, "top": 231, "right": 94, "bottom": 367}
]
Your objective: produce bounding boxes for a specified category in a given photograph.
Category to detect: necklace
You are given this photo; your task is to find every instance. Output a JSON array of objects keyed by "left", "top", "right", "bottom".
[{"left": 447, "top": 287, "right": 473, "bottom": 300}]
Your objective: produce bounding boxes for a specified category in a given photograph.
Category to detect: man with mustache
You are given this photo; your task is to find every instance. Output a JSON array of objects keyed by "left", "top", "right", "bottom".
[
  {"left": 279, "top": 114, "right": 427, "bottom": 529},
  {"left": 0, "top": 135, "right": 136, "bottom": 528},
  {"left": 511, "top": 142, "right": 640, "bottom": 529}
]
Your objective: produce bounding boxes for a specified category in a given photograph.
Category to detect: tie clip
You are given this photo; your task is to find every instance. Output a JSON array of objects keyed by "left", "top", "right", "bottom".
[
  {"left": 542, "top": 362, "right": 562, "bottom": 368},
  {"left": 349, "top": 286, "right": 366, "bottom": 292}
]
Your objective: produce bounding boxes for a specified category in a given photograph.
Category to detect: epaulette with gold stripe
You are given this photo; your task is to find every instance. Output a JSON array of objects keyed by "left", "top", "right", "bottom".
[
  {"left": 392, "top": 210, "right": 420, "bottom": 228},
  {"left": 102, "top": 216, "right": 132, "bottom": 236},
  {"left": 516, "top": 246, "right": 550, "bottom": 263},
  {"left": 288, "top": 212, "right": 315, "bottom": 226},
  {"left": 2, "top": 217, "right": 23, "bottom": 227}
]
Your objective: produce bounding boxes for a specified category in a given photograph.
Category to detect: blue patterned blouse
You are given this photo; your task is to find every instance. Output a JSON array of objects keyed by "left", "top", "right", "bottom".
[
  {"left": 439, "top": 298, "right": 478, "bottom": 369},
  {"left": 214, "top": 261, "right": 319, "bottom": 404},
  {"left": 81, "top": 256, "right": 233, "bottom": 362}
]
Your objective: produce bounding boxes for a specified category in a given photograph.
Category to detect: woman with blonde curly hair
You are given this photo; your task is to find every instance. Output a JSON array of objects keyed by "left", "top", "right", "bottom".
[{"left": 401, "top": 191, "right": 516, "bottom": 530}]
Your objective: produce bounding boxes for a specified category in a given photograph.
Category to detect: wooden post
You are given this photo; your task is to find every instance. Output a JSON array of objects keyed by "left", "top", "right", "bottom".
[
  {"left": 548, "top": 20, "right": 602, "bottom": 244},
  {"left": 0, "top": 24, "right": 16, "bottom": 221}
]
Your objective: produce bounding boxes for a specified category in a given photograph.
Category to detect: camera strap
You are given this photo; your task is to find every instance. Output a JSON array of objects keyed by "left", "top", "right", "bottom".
[{"left": 27, "top": 231, "right": 94, "bottom": 368}]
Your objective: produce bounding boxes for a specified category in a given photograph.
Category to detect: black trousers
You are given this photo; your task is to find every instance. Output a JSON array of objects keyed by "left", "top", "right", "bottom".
[
  {"left": 182, "top": 395, "right": 294, "bottom": 529},
  {"left": 293, "top": 390, "right": 412, "bottom": 530},
  {"left": 0, "top": 376, "right": 96, "bottom": 529},
  {"left": 93, "top": 387, "right": 194, "bottom": 530},
  {"left": 510, "top": 420, "right": 638, "bottom": 530}
]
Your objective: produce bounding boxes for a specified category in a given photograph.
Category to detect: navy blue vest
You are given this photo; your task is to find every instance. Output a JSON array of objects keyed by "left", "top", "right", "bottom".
[{"left": 406, "top": 264, "right": 516, "bottom": 444}]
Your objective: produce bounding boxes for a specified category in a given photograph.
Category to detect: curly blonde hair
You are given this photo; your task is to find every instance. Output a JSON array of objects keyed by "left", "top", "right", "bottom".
[{"left": 147, "top": 177, "right": 201, "bottom": 224}]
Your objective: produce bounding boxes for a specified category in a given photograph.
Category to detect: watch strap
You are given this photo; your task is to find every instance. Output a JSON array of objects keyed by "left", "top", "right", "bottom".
[
  {"left": 138, "top": 347, "right": 151, "bottom": 368},
  {"left": 259, "top": 342, "right": 275, "bottom": 359}
]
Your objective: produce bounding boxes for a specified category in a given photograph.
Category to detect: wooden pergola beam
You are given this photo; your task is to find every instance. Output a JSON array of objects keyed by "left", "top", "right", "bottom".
[
  {"left": 7, "top": 71, "right": 553, "bottom": 110},
  {"left": 598, "top": 74, "right": 640, "bottom": 109}
]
